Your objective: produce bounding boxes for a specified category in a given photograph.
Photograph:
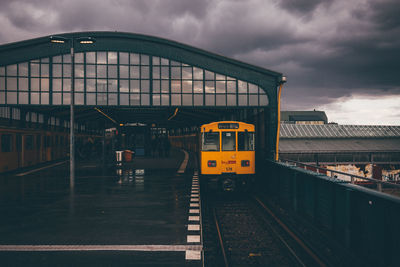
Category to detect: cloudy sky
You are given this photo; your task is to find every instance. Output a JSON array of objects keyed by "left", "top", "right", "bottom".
[{"left": 0, "top": 0, "right": 399, "bottom": 125}]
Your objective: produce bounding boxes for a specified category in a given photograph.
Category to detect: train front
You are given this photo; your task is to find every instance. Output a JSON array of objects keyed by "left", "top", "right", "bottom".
[{"left": 200, "top": 121, "right": 255, "bottom": 191}]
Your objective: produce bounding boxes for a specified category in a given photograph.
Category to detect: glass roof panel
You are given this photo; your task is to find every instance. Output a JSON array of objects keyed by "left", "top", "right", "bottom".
[{"left": 1, "top": 50, "right": 270, "bottom": 107}]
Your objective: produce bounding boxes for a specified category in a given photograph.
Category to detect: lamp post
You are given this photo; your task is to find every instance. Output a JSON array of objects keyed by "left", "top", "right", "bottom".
[
  {"left": 50, "top": 36, "right": 95, "bottom": 189},
  {"left": 275, "top": 76, "right": 287, "bottom": 162}
]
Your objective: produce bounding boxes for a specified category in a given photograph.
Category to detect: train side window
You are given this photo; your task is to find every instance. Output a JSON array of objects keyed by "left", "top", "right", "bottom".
[
  {"left": 238, "top": 132, "right": 255, "bottom": 151},
  {"left": 202, "top": 132, "right": 220, "bottom": 151},
  {"left": 25, "top": 135, "right": 34, "bottom": 150},
  {"left": 222, "top": 132, "right": 236, "bottom": 151},
  {"left": 1, "top": 134, "right": 13, "bottom": 152}
]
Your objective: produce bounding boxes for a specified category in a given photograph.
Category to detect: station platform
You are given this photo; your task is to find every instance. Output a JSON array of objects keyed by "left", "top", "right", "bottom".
[{"left": 0, "top": 149, "right": 202, "bottom": 266}]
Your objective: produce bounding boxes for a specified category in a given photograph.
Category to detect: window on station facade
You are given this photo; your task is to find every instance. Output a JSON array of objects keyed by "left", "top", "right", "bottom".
[{"left": 0, "top": 51, "right": 269, "bottom": 107}]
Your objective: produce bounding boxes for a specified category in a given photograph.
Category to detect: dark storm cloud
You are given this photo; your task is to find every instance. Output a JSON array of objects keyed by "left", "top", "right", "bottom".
[
  {"left": 279, "top": 0, "right": 332, "bottom": 14},
  {"left": 369, "top": 0, "right": 400, "bottom": 30},
  {"left": 299, "top": 0, "right": 400, "bottom": 91},
  {"left": 0, "top": 0, "right": 55, "bottom": 30},
  {"left": 0, "top": 0, "right": 399, "bottom": 114},
  {"left": 150, "top": 0, "right": 212, "bottom": 19}
]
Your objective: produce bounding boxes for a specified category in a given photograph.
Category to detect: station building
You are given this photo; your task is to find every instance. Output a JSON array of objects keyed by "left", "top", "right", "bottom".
[
  {"left": 279, "top": 110, "right": 400, "bottom": 181},
  {"left": 0, "top": 31, "right": 284, "bottom": 171}
]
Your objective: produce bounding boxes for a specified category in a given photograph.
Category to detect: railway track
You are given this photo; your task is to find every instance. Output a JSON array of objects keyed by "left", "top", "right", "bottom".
[{"left": 203, "top": 193, "right": 327, "bottom": 266}]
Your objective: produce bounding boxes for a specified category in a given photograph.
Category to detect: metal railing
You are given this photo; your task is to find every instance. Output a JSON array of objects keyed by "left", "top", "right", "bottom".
[
  {"left": 261, "top": 159, "right": 400, "bottom": 266},
  {"left": 281, "top": 159, "right": 400, "bottom": 193}
]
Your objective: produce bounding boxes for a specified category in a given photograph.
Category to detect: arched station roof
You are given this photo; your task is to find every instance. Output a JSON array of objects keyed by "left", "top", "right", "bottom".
[{"left": 0, "top": 31, "right": 283, "bottom": 132}]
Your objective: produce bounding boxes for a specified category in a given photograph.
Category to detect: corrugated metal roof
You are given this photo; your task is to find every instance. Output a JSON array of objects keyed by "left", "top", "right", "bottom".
[
  {"left": 279, "top": 138, "right": 400, "bottom": 153},
  {"left": 280, "top": 124, "right": 400, "bottom": 138}
]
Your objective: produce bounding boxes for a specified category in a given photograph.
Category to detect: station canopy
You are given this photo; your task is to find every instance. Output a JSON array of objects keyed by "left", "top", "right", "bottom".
[{"left": 0, "top": 32, "right": 283, "bottom": 128}]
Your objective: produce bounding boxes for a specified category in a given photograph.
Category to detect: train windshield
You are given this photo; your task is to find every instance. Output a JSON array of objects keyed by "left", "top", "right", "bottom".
[
  {"left": 238, "top": 132, "right": 255, "bottom": 151},
  {"left": 222, "top": 132, "right": 236, "bottom": 151},
  {"left": 202, "top": 132, "right": 220, "bottom": 151}
]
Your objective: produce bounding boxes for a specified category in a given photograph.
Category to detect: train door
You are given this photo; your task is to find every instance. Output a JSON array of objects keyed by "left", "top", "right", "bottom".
[
  {"left": 23, "top": 135, "right": 34, "bottom": 167},
  {"left": 221, "top": 131, "right": 237, "bottom": 173},
  {"left": 46, "top": 135, "right": 52, "bottom": 161},
  {"left": 41, "top": 135, "right": 46, "bottom": 161},
  {"left": 237, "top": 131, "right": 256, "bottom": 174},
  {"left": 51, "top": 136, "right": 55, "bottom": 160},
  {"left": 36, "top": 134, "right": 41, "bottom": 163},
  {"left": 16, "top": 133, "right": 22, "bottom": 168}
]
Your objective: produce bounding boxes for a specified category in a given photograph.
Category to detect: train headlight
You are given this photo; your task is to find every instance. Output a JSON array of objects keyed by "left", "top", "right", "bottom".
[
  {"left": 241, "top": 160, "right": 250, "bottom": 167},
  {"left": 208, "top": 160, "right": 217, "bottom": 167}
]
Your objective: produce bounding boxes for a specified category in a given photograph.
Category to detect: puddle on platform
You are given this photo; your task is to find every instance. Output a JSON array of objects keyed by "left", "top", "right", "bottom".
[{"left": 116, "top": 168, "right": 145, "bottom": 191}]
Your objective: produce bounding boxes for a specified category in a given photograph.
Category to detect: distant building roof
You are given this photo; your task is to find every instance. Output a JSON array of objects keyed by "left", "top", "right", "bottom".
[
  {"left": 281, "top": 111, "right": 328, "bottom": 124},
  {"left": 279, "top": 138, "right": 400, "bottom": 153},
  {"left": 280, "top": 124, "right": 400, "bottom": 139}
]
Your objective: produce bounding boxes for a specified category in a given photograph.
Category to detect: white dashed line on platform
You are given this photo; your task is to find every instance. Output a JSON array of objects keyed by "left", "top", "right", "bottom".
[
  {"left": 186, "top": 172, "right": 202, "bottom": 262},
  {"left": 188, "top": 216, "right": 200, "bottom": 221},
  {"left": 187, "top": 235, "right": 200, "bottom": 243},
  {"left": 0, "top": 244, "right": 202, "bottom": 252},
  {"left": 185, "top": 250, "right": 201, "bottom": 260},
  {"left": 188, "top": 224, "right": 200, "bottom": 231},
  {"left": 189, "top": 209, "right": 199, "bottom": 214}
]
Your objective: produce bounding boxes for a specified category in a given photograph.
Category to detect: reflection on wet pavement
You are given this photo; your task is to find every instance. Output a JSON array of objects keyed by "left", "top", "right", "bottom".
[{"left": 0, "top": 156, "right": 192, "bottom": 246}]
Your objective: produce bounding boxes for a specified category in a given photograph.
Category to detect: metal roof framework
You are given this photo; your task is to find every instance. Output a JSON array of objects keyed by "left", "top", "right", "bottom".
[{"left": 0, "top": 32, "right": 283, "bottom": 142}]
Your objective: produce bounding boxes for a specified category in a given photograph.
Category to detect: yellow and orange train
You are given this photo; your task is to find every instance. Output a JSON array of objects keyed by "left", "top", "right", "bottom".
[
  {"left": 0, "top": 127, "right": 99, "bottom": 173},
  {"left": 170, "top": 121, "right": 256, "bottom": 190}
]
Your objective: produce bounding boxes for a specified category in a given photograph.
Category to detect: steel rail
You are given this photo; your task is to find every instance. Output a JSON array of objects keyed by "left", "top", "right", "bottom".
[
  {"left": 213, "top": 208, "right": 229, "bottom": 267},
  {"left": 254, "top": 196, "right": 326, "bottom": 267}
]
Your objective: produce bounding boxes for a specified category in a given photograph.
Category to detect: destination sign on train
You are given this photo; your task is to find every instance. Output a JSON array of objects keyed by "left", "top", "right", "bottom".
[{"left": 218, "top": 123, "right": 239, "bottom": 129}]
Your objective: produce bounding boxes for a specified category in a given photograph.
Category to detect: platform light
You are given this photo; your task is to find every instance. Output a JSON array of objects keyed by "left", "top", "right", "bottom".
[
  {"left": 50, "top": 39, "right": 65, "bottom": 44},
  {"left": 78, "top": 37, "right": 96, "bottom": 44},
  {"left": 50, "top": 36, "right": 68, "bottom": 43}
]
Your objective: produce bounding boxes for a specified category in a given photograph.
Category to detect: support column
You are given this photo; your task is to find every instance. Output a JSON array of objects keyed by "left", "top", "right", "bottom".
[{"left": 70, "top": 45, "right": 75, "bottom": 189}]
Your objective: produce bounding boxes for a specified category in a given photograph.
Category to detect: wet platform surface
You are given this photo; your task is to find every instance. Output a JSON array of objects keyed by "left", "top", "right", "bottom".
[{"left": 0, "top": 149, "right": 201, "bottom": 266}]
